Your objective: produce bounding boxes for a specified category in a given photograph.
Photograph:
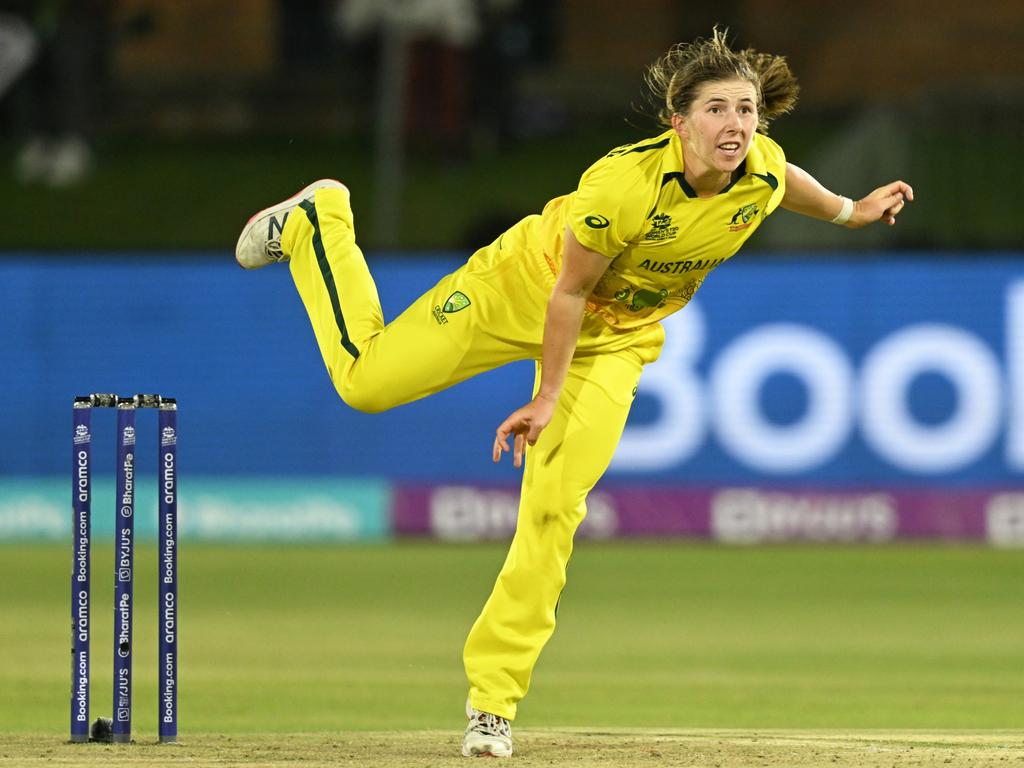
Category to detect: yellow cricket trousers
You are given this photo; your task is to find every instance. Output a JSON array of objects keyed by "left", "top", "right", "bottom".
[{"left": 281, "top": 186, "right": 663, "bottom": 720}]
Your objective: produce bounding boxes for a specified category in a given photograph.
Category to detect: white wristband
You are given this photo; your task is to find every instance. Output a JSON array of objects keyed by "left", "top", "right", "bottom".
[{"left": 830, "top": 196, "right": 853, "bottom": 226}]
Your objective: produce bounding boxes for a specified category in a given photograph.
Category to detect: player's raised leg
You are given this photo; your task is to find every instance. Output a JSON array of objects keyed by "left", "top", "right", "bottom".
[
  {"left": 279, "top": 182, "right": 387, "bottom": 402},
  {"left": 236, "top": 181, "right": 544, "bottom": 413}
]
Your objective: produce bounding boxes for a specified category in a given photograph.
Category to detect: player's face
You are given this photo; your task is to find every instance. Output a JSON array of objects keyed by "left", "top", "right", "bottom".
[{"left": 674, "top": 79, "right": 758, "bottom": 177}]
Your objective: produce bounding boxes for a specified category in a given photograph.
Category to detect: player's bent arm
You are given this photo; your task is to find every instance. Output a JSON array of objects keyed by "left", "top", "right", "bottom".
[
  {"left": 781, "top": 162, "right": 914, "bottom": 228},
  {"left": 537, "top": 228, "right": 611, "bottom": 401},
  {"left": 492, "top": 228, "right": 611, "bottom": 466}
]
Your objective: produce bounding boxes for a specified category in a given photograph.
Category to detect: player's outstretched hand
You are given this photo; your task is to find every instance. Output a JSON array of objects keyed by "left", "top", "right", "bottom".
[
  {"left": 850, "top": 181, "right": 914, "bottom": 228},
  {"left": 493, "top": 394, "right": 557, "bottom": 469}
]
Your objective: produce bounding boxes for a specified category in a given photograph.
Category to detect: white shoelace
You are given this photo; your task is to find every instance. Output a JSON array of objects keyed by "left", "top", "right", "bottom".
[
  {"left": 265, "top": 237, "right": 284, "bottom": 262},
  {"left": 468, "top": 711, "right": 511, "bottom": 738}
]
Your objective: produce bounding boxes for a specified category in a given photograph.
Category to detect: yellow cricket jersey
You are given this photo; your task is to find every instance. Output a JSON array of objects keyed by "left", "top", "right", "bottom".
[{"left": 535, "top": 129, "right": 787, "bottom": 330}]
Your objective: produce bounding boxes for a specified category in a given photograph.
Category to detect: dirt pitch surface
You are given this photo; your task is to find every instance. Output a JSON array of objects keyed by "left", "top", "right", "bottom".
[{"left": 3, "top": 730, "right": 1023, "bottom": 768}]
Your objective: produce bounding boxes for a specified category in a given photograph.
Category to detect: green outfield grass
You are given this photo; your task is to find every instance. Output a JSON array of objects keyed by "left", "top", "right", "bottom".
[{"left": 1, "top": 541, "right": 1022, "bottom": 741}]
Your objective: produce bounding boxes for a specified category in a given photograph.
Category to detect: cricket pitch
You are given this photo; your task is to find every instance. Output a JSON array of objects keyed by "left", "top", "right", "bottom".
[{"left": 4, "top": 730, "right": 1023, "bottom": 767}]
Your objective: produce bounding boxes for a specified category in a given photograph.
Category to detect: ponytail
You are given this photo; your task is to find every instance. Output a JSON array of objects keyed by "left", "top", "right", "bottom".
[{"left": 742, "top": 49, "right": 800, "bottom": 129}]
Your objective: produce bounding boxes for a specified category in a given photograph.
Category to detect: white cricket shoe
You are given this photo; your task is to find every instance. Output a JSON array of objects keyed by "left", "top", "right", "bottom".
[
  {"left": 462, "top": 702, "right": 512, "bottom": 758},
  {"left": 234, "top": 179, "right": 347, "bottom": 269}
]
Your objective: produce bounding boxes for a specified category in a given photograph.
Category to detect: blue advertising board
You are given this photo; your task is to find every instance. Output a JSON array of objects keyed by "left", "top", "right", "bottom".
[
  {"left": 1, "top": 254, "right": 1023, "bottom": 487},
  {"left": 615, "top": 257, "right": 1024, "bottom": 485}
]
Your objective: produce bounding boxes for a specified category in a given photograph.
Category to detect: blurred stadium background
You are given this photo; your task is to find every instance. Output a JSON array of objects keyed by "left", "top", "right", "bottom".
[{"left": 1, "top": 0, "right": 1023, "bottom": 750}]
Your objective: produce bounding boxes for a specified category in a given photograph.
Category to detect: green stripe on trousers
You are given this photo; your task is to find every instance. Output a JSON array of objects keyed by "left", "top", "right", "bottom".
[{"left": 299, "top": 199, "right": 361, "bottom": 360}]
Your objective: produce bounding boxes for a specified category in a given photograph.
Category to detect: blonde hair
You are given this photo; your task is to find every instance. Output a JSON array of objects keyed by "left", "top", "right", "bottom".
[{"left": 644, "top": 26, "right": 799, "bottom": 134}]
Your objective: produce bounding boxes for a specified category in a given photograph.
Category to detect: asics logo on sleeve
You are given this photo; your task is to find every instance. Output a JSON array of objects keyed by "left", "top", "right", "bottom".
[{"left": 585, "top": 214, "right": 610, "bottom": 229}]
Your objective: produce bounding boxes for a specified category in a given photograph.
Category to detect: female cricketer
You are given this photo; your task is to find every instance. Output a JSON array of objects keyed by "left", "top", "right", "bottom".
[{"left": 235, "top": 28, "right": 912, "bottom": 758}]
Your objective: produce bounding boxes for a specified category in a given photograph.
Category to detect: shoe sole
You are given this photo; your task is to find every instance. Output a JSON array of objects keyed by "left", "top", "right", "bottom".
[
  {"left": 234, "top": 178, "right": 347, "bottom": 268},
  {"left": 462, "top": 747, "right": 512, "bottom": 758},
  {"left": 462, "top": 738, "right": 512, "bottom": 758}
]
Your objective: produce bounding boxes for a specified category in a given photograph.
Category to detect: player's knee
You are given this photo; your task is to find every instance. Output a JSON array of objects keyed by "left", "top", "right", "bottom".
[
  {"left": 341, "top": 392, "right": 388, "bottom": 415},
  {"left": 522, "top": 495, "right": 587, "bottom": 529},
  {"left": 336, "top": 381, "right": 390, "bottom": 414}
]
